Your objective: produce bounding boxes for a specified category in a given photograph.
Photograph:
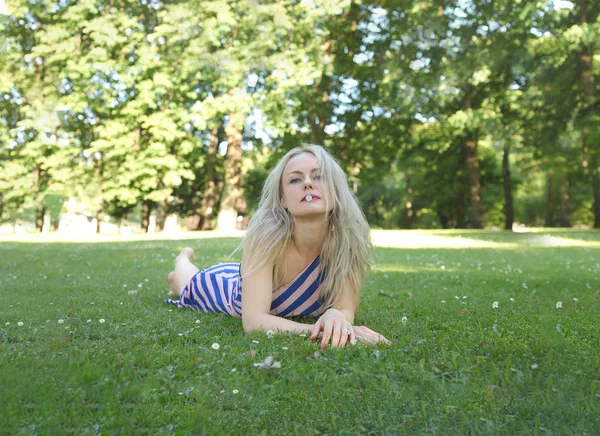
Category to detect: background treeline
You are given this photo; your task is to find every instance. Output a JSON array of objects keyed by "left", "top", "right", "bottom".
[{"left": 0, "top": 0, "right": 599, "bottom": 232}]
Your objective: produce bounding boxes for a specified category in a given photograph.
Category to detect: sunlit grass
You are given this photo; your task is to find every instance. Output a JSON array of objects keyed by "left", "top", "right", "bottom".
[{"left": 1, "top": 230, "right": 599, "bottom": 433}]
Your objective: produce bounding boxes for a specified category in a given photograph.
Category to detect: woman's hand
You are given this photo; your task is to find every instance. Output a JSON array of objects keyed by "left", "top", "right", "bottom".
[
  {"left": 352, "top": 325, "right": 391, "bottom": 346},
  {"left": 310, "top": 308, "right": 355, "bottom": 349}
]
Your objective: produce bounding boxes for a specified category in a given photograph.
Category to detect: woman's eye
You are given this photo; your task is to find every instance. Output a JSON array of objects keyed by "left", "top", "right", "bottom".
[
  {"left": 290, "top": 178, "right": 300, "bottom": 183},
  {"left": 314, "top": 174, "right": 322, "bottom": 180}
]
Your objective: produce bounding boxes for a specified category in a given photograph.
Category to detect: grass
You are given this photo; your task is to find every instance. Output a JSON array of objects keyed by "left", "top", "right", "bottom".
[{"left": 1, "top": 229, "right": 599, "bottom": 434}]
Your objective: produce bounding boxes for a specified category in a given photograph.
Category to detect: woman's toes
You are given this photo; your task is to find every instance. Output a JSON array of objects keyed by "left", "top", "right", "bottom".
[{"left": 179, "top": 247, "right": 195, "bottom": 260}]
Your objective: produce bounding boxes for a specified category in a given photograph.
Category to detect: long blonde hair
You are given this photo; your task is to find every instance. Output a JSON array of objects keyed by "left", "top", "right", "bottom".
[{"left": 240, "top": 144, "right": 372, "bottom": 308}]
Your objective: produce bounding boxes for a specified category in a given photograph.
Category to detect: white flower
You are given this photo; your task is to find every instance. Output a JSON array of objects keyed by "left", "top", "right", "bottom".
[
  {"left": 573, "top": 298, "right": 578, "bottom": 302},
  {"left": 18, "top": 322, "right": 23, "bottom": 326},
  {"left": 128, "top": 290, "right": 137, "bottom": 296},
  {"left": 231, "top": 368, "right": 236, "bottom": 372},
  {"left": 266, "top": 330, "right": 274, "bottom": 337},
  {"left": 99, "top": 319, "right": 106, "bottom": 323},
  {"left": 556, "top": 301, "right": 562, "bottom": 309},
  {"left": 195, "top": 320, "right": 201, "bottom": 324},
  {"left": 220, "top": 389, "right": 225, "bottom": 394},
  {"left": 401, "top": 316, "right": 407, "bottom": 324},
  {"left": 58, "top": 319, "right": 64, "bottom": 324},
  {"left": 4, "top": 322, "right": 9, "bottom": 326},
  {"left": 531, "top": 363, "right": 538, "bottom": 369},
  {"left": 252, "top": 340, "right": 259, "bottom": 344},
  {"left": 492, "top": 302, "right": 499, "bottom": 309},
  {"left": 87, "top": 319, "right": 91, "bottom": 323},
  {"left": 212, "top": 343, "right": 220, "bottom": 350},
  {"left": 462, "top": 296, "right": 467, "bottom": 299},
  {"left": 455, "top": 296, "right": 459, "bottom": 299},
  {"left": 441, "top": 300, "right": 446, "bottom": 304},
  {"left": 509, "top": 298, "right": 515, "bottom": 302},
  {"left": 281, "top": 347, "right": 288, "bottom": 350},
  {"left": 232, "top": 389, "right": 239, "bottom": 394}
]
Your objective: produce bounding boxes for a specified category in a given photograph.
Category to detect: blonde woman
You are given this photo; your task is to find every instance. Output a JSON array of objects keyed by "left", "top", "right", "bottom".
[{"left": 166, "top": 144, "right": 390, "bottom": 348}]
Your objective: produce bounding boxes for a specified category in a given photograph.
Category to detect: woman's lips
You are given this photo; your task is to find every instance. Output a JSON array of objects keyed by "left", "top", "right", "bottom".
[{"left": 301, "top": 194, "right": 321, "bottom": 202}]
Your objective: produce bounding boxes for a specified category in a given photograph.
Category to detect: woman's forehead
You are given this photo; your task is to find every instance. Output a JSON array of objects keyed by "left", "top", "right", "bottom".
[{"left": 283, "top": 152, "right": 320, "bottom": 174}]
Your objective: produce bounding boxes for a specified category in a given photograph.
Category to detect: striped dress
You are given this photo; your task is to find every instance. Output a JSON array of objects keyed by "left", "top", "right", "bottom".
[{"left": 166, "top": 256, "right": 327, "bottom": 318}]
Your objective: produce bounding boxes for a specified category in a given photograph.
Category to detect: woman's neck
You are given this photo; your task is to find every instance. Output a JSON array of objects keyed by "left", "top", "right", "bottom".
[{"left": 291, "top": 218, "right": 328, "bottom": 259}]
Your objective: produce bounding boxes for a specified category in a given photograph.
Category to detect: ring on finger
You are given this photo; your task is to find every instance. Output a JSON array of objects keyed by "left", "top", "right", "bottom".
[{"left": 342, "top": 328, "right": 351, "bottom": 335}]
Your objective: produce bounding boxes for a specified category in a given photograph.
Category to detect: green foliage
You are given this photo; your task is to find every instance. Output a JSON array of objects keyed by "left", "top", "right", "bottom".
[
  {"left": 0, "top": 0, "right": 599, "bottom": 229},
  {"left": 242, "top": 168, "right": 269, "bottom": 215}
]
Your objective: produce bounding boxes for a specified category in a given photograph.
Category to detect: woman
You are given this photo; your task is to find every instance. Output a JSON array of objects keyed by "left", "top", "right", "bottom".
[{"left": 167, "top": 144, "right": 390, "bottom": 348}]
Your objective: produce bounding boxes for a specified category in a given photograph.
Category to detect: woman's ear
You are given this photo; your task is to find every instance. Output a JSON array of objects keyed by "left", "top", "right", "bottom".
[{"left": 281, "top": 197, "right": 287, "bottom": 208}]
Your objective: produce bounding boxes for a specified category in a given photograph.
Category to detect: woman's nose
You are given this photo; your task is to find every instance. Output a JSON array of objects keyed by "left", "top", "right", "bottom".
[{"left": 304, "top": 177, "right": 314, "bottom": 188}]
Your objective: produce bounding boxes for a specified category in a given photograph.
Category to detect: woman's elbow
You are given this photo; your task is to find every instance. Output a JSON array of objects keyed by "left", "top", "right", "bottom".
[{"left": 242, "top": 316, "right": 262, "bottom": 334}]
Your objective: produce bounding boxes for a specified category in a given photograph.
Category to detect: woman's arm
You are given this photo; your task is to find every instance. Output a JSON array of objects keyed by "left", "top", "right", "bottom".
[
  {"left": 241, "top": 260, "right": 314, "bottom": 334},
  {"left": 332, "top": 279, "right": 358, "bottom": 324}
]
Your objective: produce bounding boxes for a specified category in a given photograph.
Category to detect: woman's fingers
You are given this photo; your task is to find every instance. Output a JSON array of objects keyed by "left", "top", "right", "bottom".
[
  {"left": 331, "top": 321, "right": 342, "bottom": 347},
  {"left": 338, "top": 325, "right": 352, "bottom": 348},
  {"left": 320, "top": 320, "right": 334, "bottom": 349},
  {"left": 314, "top": 324, "right": 388, "bottom": 348},
  {"left": 332, "top": 321, "right": 347, "bottom": 348},
  {"left": 354, "top": 326, "right": 391, "bottom": 346},
  {"left": 310, "top": 319, "right": 322, "bottom": 340}
]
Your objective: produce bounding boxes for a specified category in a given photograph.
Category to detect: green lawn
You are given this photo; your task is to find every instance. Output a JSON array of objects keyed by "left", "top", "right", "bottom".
[{"left": 1, "top": 230, "right": 599, "bottom": 434}]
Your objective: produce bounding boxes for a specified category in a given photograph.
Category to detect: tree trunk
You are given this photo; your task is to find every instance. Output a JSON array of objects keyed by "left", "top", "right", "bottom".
[
  {"left": 141, "top": 200, "right": 152, "bottom": 233},
  {"left": 456, "top": 145, "right": 467, "bottom": 229},
  {"left": 593, "top": 159, "right": 600, "bottom": 228},
  {"left": 437, "top": 212, "right": 450, "bottom": 229},
  {"left": 155, "top": 199, "right": 169, "bottom": 232},
  {"left": 95, "top": 158, "right": 103, "bottom": 234},
  {"left": 502, "top": 145, "right": 514, "bottom": 231},
  {"left": 462, "top": 90, "right": 482, "bottom": 228},
  {"left": 405, "top": 169, "right": 413, "bottom": 229},
  {"left": 35, "top": 205, "right": 46, "bottom": 232},
  {"left": 198, "top": 124, "right": 220, "bottom": 230},
  {"left": 455, "top": 183, "right": 467, "bottom": 228},
  {"left": 464, "top": 130, "right": 482, "bottom": 228},
  {"left": 216, "top": 112, "right": 244, "bottom": 231},
  {"left": 153, "top": 179, "right": 169, "bottom": 232},
  {"left": 33, "top": 167, "right": 44, "bottom": 232},
  {"left": 579, "top": 0, "right": 598, "bottom": 227},
  {"left": 545, "top": 170, "right": 553, "bottom": 227},
  {"left": 559, "top": 180, "right": 571, "bottom": 227}
]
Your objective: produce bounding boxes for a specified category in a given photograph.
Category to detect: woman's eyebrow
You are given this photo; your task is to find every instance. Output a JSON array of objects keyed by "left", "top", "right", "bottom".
[{"left": 286, "top": 168, "right": 321, "bottom": 177}]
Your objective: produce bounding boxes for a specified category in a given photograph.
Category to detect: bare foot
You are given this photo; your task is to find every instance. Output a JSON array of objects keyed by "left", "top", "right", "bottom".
[
  {"left": 168, "top": 247, "right": 200, "bottom": 297},
  {"left": 167, "top": 271, "right": 179, "bottom": 297}
]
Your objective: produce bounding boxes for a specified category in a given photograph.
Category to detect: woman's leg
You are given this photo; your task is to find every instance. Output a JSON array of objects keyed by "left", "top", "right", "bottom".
[{"left": 167, "top": 247, "right": 200, "bottom": 297}]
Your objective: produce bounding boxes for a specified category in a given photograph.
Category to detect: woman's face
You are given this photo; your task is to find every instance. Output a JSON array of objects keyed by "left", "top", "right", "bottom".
[{"left": 280, "top": 152, "right": 332, "bottom": 219}]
